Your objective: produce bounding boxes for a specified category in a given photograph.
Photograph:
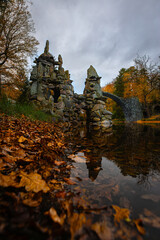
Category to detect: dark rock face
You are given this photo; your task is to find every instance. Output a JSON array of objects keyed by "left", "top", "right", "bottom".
[{"left": 29, "top": 41, "right": 112, "bottom": 128}]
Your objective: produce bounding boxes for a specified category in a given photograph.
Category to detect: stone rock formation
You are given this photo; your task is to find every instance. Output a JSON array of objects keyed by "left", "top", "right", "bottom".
[
  {"left": 29, "top": 40, "right": 75, "bottom": 121},
  {"left": 84, "top": 65, "right": 112, "bottom": 129},
  {"left": 29, "top": 41, "right": 112, "bottom": 129}
]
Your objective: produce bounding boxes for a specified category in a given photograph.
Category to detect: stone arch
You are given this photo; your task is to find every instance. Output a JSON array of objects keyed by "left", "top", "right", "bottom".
[{"left": 102, "top": 91, "right": 143, "bottom": 122}]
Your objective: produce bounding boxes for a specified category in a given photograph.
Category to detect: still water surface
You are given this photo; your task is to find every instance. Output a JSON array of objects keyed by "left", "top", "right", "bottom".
[{"left": 66, "top": 123, "right": 160, "bottom": 238}]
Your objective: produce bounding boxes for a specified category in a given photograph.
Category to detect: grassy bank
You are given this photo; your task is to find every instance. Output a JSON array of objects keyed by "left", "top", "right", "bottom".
[{"left": 0, "top": 96, "right": 55, "bottom": 122}]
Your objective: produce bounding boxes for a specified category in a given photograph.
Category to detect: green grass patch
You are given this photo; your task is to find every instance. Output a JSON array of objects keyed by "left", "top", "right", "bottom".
[{"left": 0, "top": 95, "right": 57, "bottom": 122}]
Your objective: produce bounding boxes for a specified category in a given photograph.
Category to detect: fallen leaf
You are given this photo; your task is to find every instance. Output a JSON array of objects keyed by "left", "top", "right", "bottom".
[
  {"left": 50, "top": 179, "right": 58, "bottom": 184},
  {"left": 20, "top": 192, "right": 42, "bottom": 207},
  {"left": 46, "top": 207, "right": 65, "bottom": 225},
  {"left": 112, "top": 205, "right": 130, "bottom": 224},
  {"left": 47, "top": 142, "right": 53, "bottom": 147},
  {"left": 134, "top": 219, "right": 145, "bottom": 235},
  {"left": 69, "top": 212, "right": 87, "bottom": 240},
  {"left": 0, "top": 172, "right": 18, "bottom": 187},
  {"left": 2, "top": 146, "right": 13, "bottom": 154},
  {"left": 54, "top": 160, "right": 65, "bottom": 166},
  {"left": 68, "top": 154, "right": 86, "bottom": 163},
  {"left": 92, "top": 221, "right": 113, "bottom": 240},
  {"left": 18, "top": 136, "right": 28, "bottom": 143},
  {"left": 19, "top": 171, "right": 50, "bottom": 193},
  {"left": 64, "top": 177, "right": 76, "bottom": 185},
  {"left": 55, "top": 191, "right": 66, "bottom": 199},
  {"left": 15, "top": 149, "right": 26, "bottom": 158}
]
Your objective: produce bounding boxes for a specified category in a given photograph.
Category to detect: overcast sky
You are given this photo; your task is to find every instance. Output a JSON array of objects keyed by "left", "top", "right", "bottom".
[{"left": 30, "top": 0, "right": 160, "bottom": 93}]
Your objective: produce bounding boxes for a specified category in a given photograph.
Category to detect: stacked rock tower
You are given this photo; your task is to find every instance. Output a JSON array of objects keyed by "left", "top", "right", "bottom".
[{"left": 29, "top": 40, "right": 112, "bottom": 128}]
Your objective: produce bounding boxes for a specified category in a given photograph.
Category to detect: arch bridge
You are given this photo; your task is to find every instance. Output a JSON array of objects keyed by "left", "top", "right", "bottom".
[{"left": 102, "top": 92, "right": 143, "bottom": 122}]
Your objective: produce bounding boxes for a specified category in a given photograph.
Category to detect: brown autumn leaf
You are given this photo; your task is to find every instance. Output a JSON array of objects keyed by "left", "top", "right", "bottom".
[
  {"left": 14, "top": 148, "right": 26, "bottom": 158},
  {"left": 69, "top": 212, "right": 87, "bottom": 240},
  {"left": 50, "top": 179, "right": 58, "bottom": 184},
  {"left": 18, "top": 136, "right": 28, "bottom": 143},
  {"left": 2, "top": 155, "right": 17, "bottom": 163},
  {"left": 1, "top": 146, "right": 13, "bottom": 154},
  {"left": 112, "top": 205, "right": 130, "bottom": 224},
  {"left": 0, "top": 160, "right": 9, "bottom": 170},
  {"left": 55, "top": 191, "right": 66, "bottom": 199},
  {"left": 0, "top": 172, "right": 18, "bottom": 188},
  {"left": 46, "top": 207, "right": 65, "bottom": 225},
  {"left": 54, "top": 160, "right": 65, "bottom": 166},
  {"left": 47, "top": 142, "right": 54, "bottom": 147},
  {"left": 20, "top": 192, "right": 42, "bottom": 207},
  {"left": 134, "top": 219, "right": 145, "bottom": 235},
  {"left": 19, "top": 171, "right": 50, "bottom": 193},
  {"left": 92, "top": 221, "right": 113, "bottom": 240},
  {"left": 69, "top": 154, "right": 86, "bottom": 163},
  {"left": 64, "top": 177, "right": 77, "bottom": 185}
]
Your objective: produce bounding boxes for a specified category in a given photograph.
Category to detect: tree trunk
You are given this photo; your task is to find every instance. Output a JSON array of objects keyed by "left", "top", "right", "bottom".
[{"left": 144, "top": 96, "right": 150, "bottom": 117}]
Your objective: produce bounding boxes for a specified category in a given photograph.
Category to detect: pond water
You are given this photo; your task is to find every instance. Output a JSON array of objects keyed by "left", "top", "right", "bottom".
[{"left": 65, "top": 123, "right": 160, "bottom": 239}]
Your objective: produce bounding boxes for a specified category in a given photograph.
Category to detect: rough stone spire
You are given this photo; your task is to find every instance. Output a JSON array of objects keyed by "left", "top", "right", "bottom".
[
  {"left": 44, "top": 40, "right": 49, "bottom": 54},
  {"left": 87, "top": 65, "right": 99, "bottom": 78}
]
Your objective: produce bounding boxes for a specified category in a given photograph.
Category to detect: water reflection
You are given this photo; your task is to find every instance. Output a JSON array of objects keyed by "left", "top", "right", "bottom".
[
  {"left": 85, "top": 152, "right": 102, "bottom": 181},
  {"left": 64, "top": 124, "right": 160, "bottom": 239},
  {"left": 65, "top": 124, "right": 160, "bottom": 184}
]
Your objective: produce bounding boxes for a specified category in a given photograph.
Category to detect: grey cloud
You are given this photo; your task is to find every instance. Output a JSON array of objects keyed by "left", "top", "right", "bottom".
[{"left": 30, "top": 0, "right": 160, "bottom": 93}]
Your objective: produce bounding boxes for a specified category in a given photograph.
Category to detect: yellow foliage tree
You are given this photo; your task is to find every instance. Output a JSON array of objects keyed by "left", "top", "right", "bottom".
[
  {"left": 0, "top": 0, "right": 39, "bottom": 98},
  {"left": 102, "top": 82, "right": 115, "bottom": 112},
  {"left": 103, "top": 55, "right": 160, "bottom": 118}
]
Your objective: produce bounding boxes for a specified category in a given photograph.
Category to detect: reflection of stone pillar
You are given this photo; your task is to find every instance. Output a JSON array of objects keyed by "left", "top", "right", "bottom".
[{"left": 85, "top": 152, "right": 102, "bottom": 181}]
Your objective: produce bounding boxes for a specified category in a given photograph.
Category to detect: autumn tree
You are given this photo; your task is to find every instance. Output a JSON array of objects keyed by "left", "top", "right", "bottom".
[
  {"left": 0, "top": 0, "right": 39, "bottom": 98},
  {"left": 103, "top": 55, "right": 160, "bottom": 119},
  {"left": 102, "top": 82, "right": 114, "bottom": 112},
  {"left": 122, "top": 56, "right": 160, "bottom": 116},
  {"left": 133, "top": 55, "right": 160, "bottom": 115}
]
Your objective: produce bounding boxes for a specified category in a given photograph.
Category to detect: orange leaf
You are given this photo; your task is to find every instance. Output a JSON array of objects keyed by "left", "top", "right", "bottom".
[
  {"left": 54, "top": 160, "right": 65, "bottom": 166},
  {"left": 134, "top": 219, "right": 145, "bottom": 235},
  {"left": 55, "top": 191, "right": 66, "bottom": 199},
  {"left": 47, "top": 142, "right": 53, "bottom": 147},
  {"left": 64, "top": 178, "right": 76, "bottom": 185},
  {"left": 112, "top": 205, "right": 130, "bottom": 224},
  {"left": 18, "top": 136, "right": 28, "bottom": 143},
  {"left": 46, "top": 207, "right": 65, "bottom": 225},
  {"left": 19, "top": 171, "right": 50, "bottom": 193},
  {"left": 20, "top": 192, "right": 42, "bottom": 207},
  {"left": 0, "top": 172, "right": 18, "bottom": 187}
]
